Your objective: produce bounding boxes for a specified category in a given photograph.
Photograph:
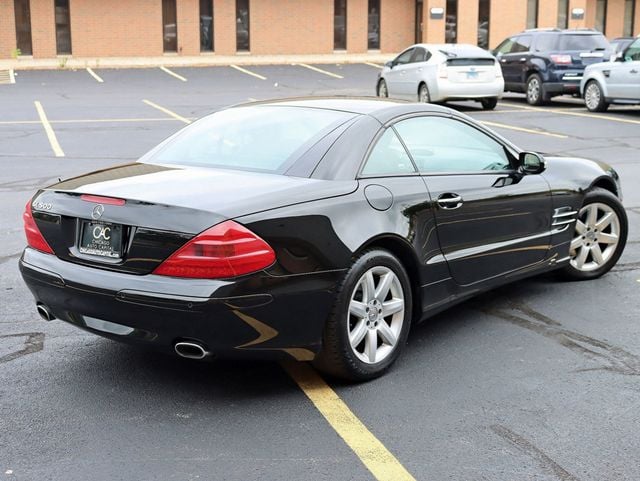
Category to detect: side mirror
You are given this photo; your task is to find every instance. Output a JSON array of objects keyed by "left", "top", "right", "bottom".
[
  {"left": 614, "top": 51, "right": 624, "bottom": 62},
  {"left": 518, "top": 151, "right": 546, "bottom": 175},
  {"left": 385, "top": 60, "right": 394, "bottom": 69}
]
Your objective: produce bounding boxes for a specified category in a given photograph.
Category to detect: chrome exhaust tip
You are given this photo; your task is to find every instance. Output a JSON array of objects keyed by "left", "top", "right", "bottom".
[
  {"left": 36, "top": 304, "right": 55, "bottom": 321},
  {"left": 174, "top": 341, "right": 209, "bottom": 360}
]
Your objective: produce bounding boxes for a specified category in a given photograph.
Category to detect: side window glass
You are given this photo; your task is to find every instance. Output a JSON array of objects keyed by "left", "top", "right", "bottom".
[
  {"left": 361, "top": 128, "right": 416, "bottom": 176},
  {"left": 395, "top": 48, "right": 415, "bottom": 65},
  {"left": 495, "top": 38, "right": 515, "bottom": 55},
  {"left": 625, "top": 39, "right": 640, "bottom": 61},
  {"left": 394, "top": 117, "right": 512, "bottom": 173},
  {"left": 411, "top": 47, "right": 428, "bottom": 63},
  {"left": 513, "top": 35, "right": 531, "bottom": 53}
]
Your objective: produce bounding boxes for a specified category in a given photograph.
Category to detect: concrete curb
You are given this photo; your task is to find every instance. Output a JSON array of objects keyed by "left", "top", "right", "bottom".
[{"left": 0, "top": 53, "right": 393, "bottom": 71}]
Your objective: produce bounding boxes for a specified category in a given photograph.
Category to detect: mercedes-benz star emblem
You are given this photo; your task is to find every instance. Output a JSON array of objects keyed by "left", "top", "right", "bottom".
[{"left": 91, "top": 204, "right": 104, "bottom": 220}]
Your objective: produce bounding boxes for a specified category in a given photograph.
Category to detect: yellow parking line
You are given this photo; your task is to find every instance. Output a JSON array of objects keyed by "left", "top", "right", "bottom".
[
  {"left": 499, "top": 102, "right": 640, "bottom": 126},
  {"left": 282, "top": 362, "right": 417, "bottom": 481},
  {"left": 86, "top": 67, "right": 104, "bottom": 83},
  {"left": 160, "top": 66, "right": 187, "bottom": 82},
  {"left": 142, "top": 99, "right": 191, "bottom": 124},
  {"left": 364, "top": 62, "right": 384, "bottom": 69},
  {"left": 230, "top": 64, "right": 267, "bottom": 80},
  {"left": 481, "top": 120, "right": 568, "bottom": 138},
  {"left": 34, "top": 101, "right": 64, "bottom": 157},
  {"left": 294, "top": 63, "right": 344, "bottom": 79},
  {"left": 471, "top": 109, "right": 526, "bottom": 114}
]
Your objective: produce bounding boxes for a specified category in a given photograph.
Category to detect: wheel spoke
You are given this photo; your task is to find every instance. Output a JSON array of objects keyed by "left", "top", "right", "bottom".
[
  {"left": 586, "top": 205, "right": 598, "bottom": 228},
  {"left": 349, "top": 300, "right": 367, "bottom": 318},
  {"left": 575, "top": 220, "right": 587, "bottom": 235},
  {"left": 570, "top": 236, "right": 583, "bottom": 252},
  {"left": 365, "top": 329, "right": 377, "bottom": 363},
  {"left": 362, "top": 271, "right": 376, "bottom": 303},
  {"left": 575, "top": 246, "right": 589, "bottom": 269},
  {"left": 377, "top": 320, "right": 397, "bottom": 346},
  {"left": 382, "top": 298, "right": 404, "bottom": 317},
  {"left": 591, "top": 244, "right": 605, "bottom": 265},
  {"left": 375, "top": 272, "right": 394, "bottom": 301},
  {"left": 349, "top": 319, "right": 367, "bottom": 348},
  {"left": 595, "top": 212, "right": 614, "bottom": 230},
  {"left": 596, "top": 232, "right": 618, "bottom": 244}
]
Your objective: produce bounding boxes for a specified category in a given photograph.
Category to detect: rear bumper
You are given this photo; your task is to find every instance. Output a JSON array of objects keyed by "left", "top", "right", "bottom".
[
  {"left": 20, "top": 248, "right": 344, "bottom": 360},
  {"left": 544, "top": 69, "right": 583, "bottom": 95},
  {"left": 432, "top": 78, "right": 504, "bottom": 101}
]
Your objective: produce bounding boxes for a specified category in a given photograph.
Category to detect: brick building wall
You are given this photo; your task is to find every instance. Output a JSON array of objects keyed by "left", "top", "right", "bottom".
[{"left": 1, "top": 0, "right": 638, "bottom": 60}]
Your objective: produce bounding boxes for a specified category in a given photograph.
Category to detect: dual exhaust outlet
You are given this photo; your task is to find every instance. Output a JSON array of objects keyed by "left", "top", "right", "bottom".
[{"left": 35, "top": 304, "right": 209, "bottom": 360}]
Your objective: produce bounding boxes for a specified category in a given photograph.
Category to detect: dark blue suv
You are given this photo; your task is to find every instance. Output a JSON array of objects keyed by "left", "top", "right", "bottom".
[{"left": 493, "top": 29, "right": 612, "bottom": 105}]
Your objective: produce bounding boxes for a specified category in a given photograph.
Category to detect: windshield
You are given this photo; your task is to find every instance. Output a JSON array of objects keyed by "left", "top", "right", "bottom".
[
  {"left": 143, "top": 106, "right": 355, "bottom": 173},
  {"left": 558, "top": 34, "right": 609, "bottom": 51}
]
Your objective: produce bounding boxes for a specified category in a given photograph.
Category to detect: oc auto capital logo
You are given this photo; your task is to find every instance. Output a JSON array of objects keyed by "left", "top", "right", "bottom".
[{"left": 91, "top": 204, "right": 104, "bottom": 220}]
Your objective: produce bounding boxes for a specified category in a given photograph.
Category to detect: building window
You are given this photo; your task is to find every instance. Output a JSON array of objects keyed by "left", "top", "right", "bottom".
[
  {"left": 162, "top": 0, "right": 177, "bottom": 52},
  {"left": 368, "top": 0, "right": 380, "bottom": 50},
  {"left": 445, "top": 0, "right": 457, "bottom": 43},
  {"left": 595, "top": 0, "right": 607, "bottom": 34},
  {"left": 526, "top": 0, "right": 538, "bottom": 29},
  {"left": 200, "top": 0, "right": 214, "bottom": 52},
  {"left": 236, "top": 0, "right": 250, "bottom": 51},
  {"left": 14, "top": 0, "right": 32, "bottom": 56},
  {"left": 477, "top": 0, "right": 490, "bottom": 49},
  {"left": 415, "top": 0, "right": 423, "bottom": 43},
  {"left": 623, "top": 0, "right": 635, "bottom": 36},
  {"left": 334, "top": 0, "right": 347, "bottom": 50},
  {"left": 54, "top": 0, "right": 71, "bottom": 55},
  {"left": 557, "top": 0, "right": 569, "bottom": 28}
]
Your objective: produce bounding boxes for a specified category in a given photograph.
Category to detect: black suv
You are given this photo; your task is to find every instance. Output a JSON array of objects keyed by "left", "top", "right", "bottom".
[{"left": 493, "top": 29, "right": 612, "bottom": 105}]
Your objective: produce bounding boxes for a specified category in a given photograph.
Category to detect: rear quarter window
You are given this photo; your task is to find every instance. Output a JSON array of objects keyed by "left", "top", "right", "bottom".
[{"left": 558, "top": 34, "right": 609, "bottom": 51}]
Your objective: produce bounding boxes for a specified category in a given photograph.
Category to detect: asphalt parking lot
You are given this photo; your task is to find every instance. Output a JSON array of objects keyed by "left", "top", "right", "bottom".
[{"left": 1, "top": 63, "right": 639, "bottom": 481}]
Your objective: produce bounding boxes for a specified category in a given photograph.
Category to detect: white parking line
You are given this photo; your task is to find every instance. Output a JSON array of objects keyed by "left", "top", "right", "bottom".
[
  {"left": 294, "top": 63, "right": 344, "bottom": 79},
  {"left": 364, "top": 62, "right": 384, "bottom": 69},
  {"left": 500, "top": 102, "right": 640, "bottom": 126},
  {"left": 160, "top": 66, "right": 187, "bottom": 82},
  {"left": 86, "top": 67, "right": 104, "bottom": 83},
  {"left": 9, "top": 69, "right": 16, "bottom": 84},
  {"left": 229, "top": 65, "right": 267, "bottom": 80},
  {"left": 34, "top": 101, "right": 64, "bottom": 157},
  {"left": 142, "top": 99, "right": 191, "bottom": 124},
  {"left": 481, "top": 120, "right": 568, "bottom": 139}
]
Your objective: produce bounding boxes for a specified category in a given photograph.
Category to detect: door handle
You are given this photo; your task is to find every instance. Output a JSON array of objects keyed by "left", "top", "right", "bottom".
[
  {"left": 437, "top": 193, "right": 463, "bottom": 209},
  {"left": 631, "top": 69, "right": 638, "bottom": 74},
  {"left": 519, "top": 58, "right": 527, "bottom": 62},
  {"left": 501, "top": 59, "right": 507, "bottom": 63}
]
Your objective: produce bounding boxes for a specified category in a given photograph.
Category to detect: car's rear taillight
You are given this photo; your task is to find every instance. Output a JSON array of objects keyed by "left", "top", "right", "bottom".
[
  {"left": 153, "top": 220, "right": 276, "bottom": 279},
  {"left": 438, "top": 62, "right": 448, "bottom": 78},
  {"left": 494, "top": 61, "right": 503, "bottom": 78},
  {"left": 23, "top": 200, "right": 54, "bottom": 254},
  {"left": 550, "top": 54, "right": 572, "bottom": 65}
]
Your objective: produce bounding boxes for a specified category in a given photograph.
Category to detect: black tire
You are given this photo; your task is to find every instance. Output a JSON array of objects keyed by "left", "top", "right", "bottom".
[
  {"left": 559, "top": 188, "right": 628, "bottom": 281},
  {"left": 418, "top": 83, "right": 430, "bottom": 103},
  {"left": 480, "top": 97, "right": 498, "bottom": 110},
  {"left": 377, "top": 79, "right": 388, "bottom": 98},
  {"left": 313, "top": 249, "right": 413, "bottom": 381},
  {"left": 584, "top": 80, "right": 609, "bottom": 112},
  {"left": 526, "top": 73, "right": 550, "bottom": 105}
]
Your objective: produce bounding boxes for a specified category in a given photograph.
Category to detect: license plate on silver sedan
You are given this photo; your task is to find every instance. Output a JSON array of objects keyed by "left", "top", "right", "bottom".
[{"left": 79, "top": 221, "right": 123, "bottom": 258}]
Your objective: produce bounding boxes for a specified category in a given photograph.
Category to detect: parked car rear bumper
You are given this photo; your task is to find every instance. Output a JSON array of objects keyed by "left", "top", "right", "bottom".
[{"left": 432, "top": 78, "right": 504, "bottom": 101}]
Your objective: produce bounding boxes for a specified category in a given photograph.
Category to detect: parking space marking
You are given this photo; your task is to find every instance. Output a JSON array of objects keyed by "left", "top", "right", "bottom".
[
  {"left": 294, "top": 63, "right": 344, "bottom": 79},
  {"left": 230, "top": 65, "right": 267, "bottom": 80},
  {"left": 247, "top": 97, "right": 258, "bottom": 102},
  {"left": 500, "top": 102, "right": 640, "bottom": 126},
  {"left": 86, "top": 68, "right": 104, "bottom": 83},
  {"left": 142, "top": 99, "right": 191, "bottom": 124},
  {"left": 471, "top": 109, "right": 527, "bottom": 114},
  {"left": 480, "top": 120, "right": 568, "bottom": 139},
  {"left": 364, "top": 62, "right": 384, "bottom": 69},
  {"left": 0, "top": 117, "right": 196, "bottom": 125},
  {"left": 9, "top": 69, "right": 16, "bottom": 84},
  {"left": 283, "top": 362, "right": 416, "bottom": 481},
  {"left": 160, "top": 66, "right": 187, "bottom": 82},
  {"left": 34, "top": 101, "right": 64, "bottom": 157}
]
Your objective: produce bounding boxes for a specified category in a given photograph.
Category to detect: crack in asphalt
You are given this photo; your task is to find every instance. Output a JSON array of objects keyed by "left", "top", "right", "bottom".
[
  {"left": 612, "top": 261, "right": 640, "bottom": 272},
  {"left": 490, "top": 425, "right": 581, "bottom": 481},
  {"left": 0, "top": 252, "right": 21, "bottom": 266},
  {"left": 0, "top": 332, "right": 45, "bottom": 364},
  {"left": 480, "top": 300, "right": 640, "bottom": 376}
]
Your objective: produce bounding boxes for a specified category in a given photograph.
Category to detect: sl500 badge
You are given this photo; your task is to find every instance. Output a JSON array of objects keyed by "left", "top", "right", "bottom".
[{"left": 33, "top": 201, "right": 52, "bottom": 211}]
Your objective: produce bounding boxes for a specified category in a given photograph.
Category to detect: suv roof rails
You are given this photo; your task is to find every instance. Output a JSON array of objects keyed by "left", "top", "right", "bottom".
[{"left": 524, "top": 28, "right": 561, "bottom": 32}]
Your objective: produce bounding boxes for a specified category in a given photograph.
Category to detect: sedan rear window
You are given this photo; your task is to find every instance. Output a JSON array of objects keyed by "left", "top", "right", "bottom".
[
  {"left": 558, "top": 34, "right": 609, "bottom": 51},
  {"left": 446, "top": 58, "right": 495, "bottom": 66},
  {"left": 143, "top": 106, "right": 355, "bottom": 173}
]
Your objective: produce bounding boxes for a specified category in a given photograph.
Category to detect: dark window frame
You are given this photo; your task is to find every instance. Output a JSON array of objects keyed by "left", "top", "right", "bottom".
[
  {"left": 334, "top": 0, "right": 347, "bottom": 50},
  {"left": 367, "top": 0, "right": 380, "bottom": 50},
  {"left": 477, "top": 0, "right": 490, "bottom": 49},
  {"left": 54, "top": 0, "right": 72, "bottom": 55},
  {"left": 236, "top": 0, "right": 250, "bottom": 52},
  {"left": 595, "top": 0, "right": 608, "bottom": 34},
  {"left": 557, "top": 0, "right": 569, "bottom": 29},
  {"left": 526, "top": 0, "right": 538, "bottom": 29},
  {"left": 162, "top": 0, "right": 177, "bottom": 53},
  {"left": 14, "top": 0, "right": 33, "bottom": 56},
  {"left": 445, "top": 0, "right": 458, "bottom": 43},
  {"left": 200, "top": 0, "right": 214, "bottom": 52},
  {"left": 623, "top": 0, "right": 635, "bottom": 36}
]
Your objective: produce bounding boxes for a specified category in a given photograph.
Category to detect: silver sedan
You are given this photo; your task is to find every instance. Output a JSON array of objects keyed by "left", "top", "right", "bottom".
[{"left": 376, "top": 43, "right": 504, "bottom": 110}]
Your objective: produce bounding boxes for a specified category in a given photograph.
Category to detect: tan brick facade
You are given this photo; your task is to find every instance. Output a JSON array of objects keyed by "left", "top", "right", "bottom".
[{"left": 1, "top": 0, "right": 638, "bottom": 60}]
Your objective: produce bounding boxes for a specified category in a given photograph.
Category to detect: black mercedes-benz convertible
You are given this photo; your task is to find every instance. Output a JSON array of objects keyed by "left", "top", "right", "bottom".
[{"left": 20, "top": 98, "right": 627, "bottom": 380}]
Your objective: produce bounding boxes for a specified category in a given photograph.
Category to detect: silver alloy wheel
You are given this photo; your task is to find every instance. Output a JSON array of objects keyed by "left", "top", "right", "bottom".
[
  {"left": 378, "top": 80, "right": 388, "bottom": 97},
  {"left": 347, "top": 266, "right": 405, "bottom": 364},
  {"left": 569, "top": 202, "right": 620, "bottom": 272},
  {"left": 584, "top": 82, "right": 601, "bottom": 110},
  {"left": 527, "top": 77, "right": 540, "bottom": 103},
  {"left": 419, "top": 84, "right": 429, "bottom": 103}
]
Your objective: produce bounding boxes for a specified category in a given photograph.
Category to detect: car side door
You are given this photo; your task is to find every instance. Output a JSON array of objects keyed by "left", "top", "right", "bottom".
[
  {"left": 611, "top": 39, "right": 640, "bottom": 99},
  {"left": 495, "top": 35, "right": 532, "bottom": 88},
  {"left": 393, "top": 114, "right": 553, "bottom": 286},
  {"left": 384, "top": 48, "right": 416, "bottom": 99},
  {"left": 401, "top": 47, "right": 431, "bottom": 99}
]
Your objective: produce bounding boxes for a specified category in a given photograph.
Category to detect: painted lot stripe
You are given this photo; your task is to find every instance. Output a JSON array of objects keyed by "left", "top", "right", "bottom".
[
  {"left": 294, "top": 63, "right": 344, "bottom": 79},
  {"left": 142, "top": 99, "right": 191, "bottom": 124},
  {"left": 9, "top": 69, "right": 15, "bottom": 84},
  {"left": 160, "top": 66, "right": 187, "bottom": 82},
  {"left": 86, "top": 67, "right": 104, "bottom": 83},
  {"left": 34, "top": 101, "right": 64, "bottom": 157},
  {"left": 364, "top": 62, "right": 384, "bottom": 69},
  {"left": 481, "top": 120, "right": 568, "bottom": 139},
  {"left": 283, "top": 362, "right": 417, "bottom": 481},
  {"left": 0, "top": 118, "right": 197, "bottom": 125},
  {"left": 230, "top": 64, "right": 267, "bottom": 80},
  {"left": 500, "top": 102, "right": 640, "bottom": 126}
]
